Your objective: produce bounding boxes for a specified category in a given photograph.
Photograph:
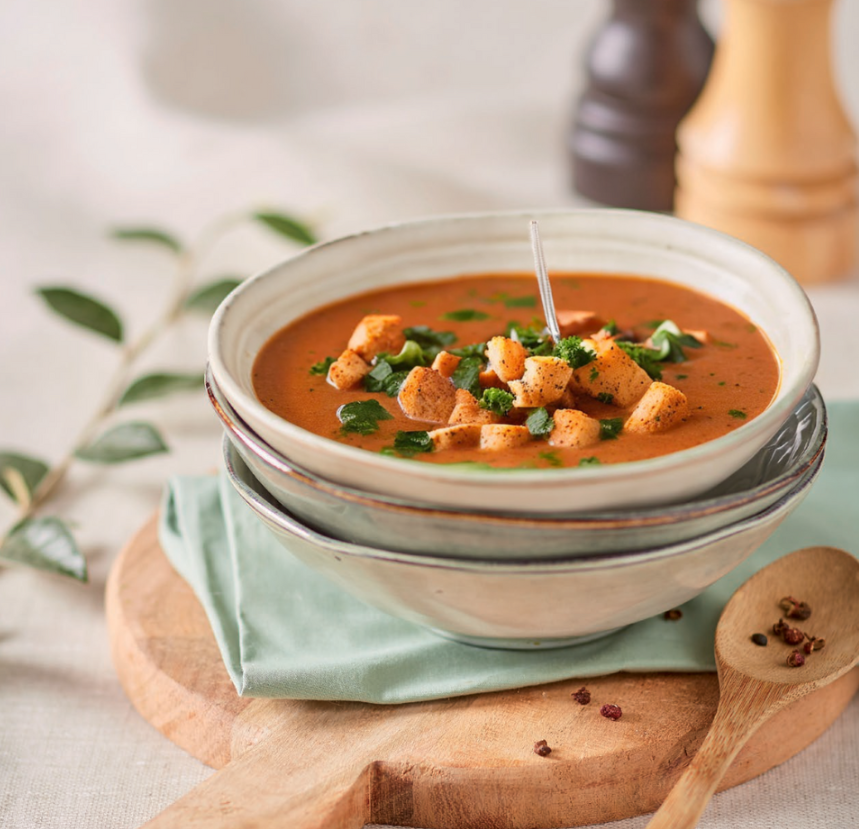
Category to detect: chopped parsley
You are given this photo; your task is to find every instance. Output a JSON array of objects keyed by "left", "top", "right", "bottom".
[
  {"left": 538, "top": 450, "right": 563, "bottom": 467},
  {"left": 389, "top": 430, "right": 434, "bottom": 457},
  {"left": 579, "top": 456, "right": 602, "bottom": 467},
  {"left": 675, "top": 374, "right": 688, "bottom": 380},
  {"left": 597, "top": 392, "right": 614, "bottom": 405},
  {"left": 650, "top": 320, "right": 703, "bottom": 363},
  {"left": 450, "top": 355, "right": 483, "bottom": 398},
  {"left": 616, "top": 341, "right": 663, "bottom": 380},
  {"left": 599, "top": 418, "right": 624, "bottom": 441},
  {"left": 383, "top": 340, "right": 429, "bottom": 369},
  {"left": 337, "top": 399, "right": 394, "bottom": 435},
  {"left": 589, "top": 366, "right": 600, "bottom": 382},
  {"left": 363, "top": 361, "right": 409, "bottom": 396},
  {"left": 600, "top": 319, "right": 619, "bottom": 336},
  {"left": 449, "top": 341, "right": 487, "bottom": 359},
  {"left": 441, "top": 309, "right": 491, "bottom": 322},
  {"left": 402, "top": 325, "right": 457, "bottom": 354},
  {"left": 479, "top": 387, "right": 515, "bottom": 416},
  {"left": 309, "top": 356, "right": 335, "bottom": 375},
  {"left": 505, "top": 321, "right": 553, "bottom": 356},
  {"left": 553, "top": 336, "right": 596, "bottom": 369},
  {"left": 525, "top": 407, "right": 554, "bottom": 437},
  {"left": 728, "top": 409, "right": 747, "bottom": 419},
  {"left": 496, "top": 293, "right": 537, "bottom": 308}
]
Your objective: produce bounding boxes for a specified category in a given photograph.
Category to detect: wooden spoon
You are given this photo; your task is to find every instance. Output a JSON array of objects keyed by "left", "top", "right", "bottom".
[{"left": 646, "top": 545, "right": 859, "bottom": 828}]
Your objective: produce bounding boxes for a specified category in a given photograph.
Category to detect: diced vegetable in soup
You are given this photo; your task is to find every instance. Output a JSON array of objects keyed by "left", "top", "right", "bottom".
[{"left": 252, "top": 273, "right": 780, "bottom": 469}]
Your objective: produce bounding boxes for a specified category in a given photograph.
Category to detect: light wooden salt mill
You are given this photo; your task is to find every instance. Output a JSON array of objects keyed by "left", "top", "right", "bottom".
[{"left": 674, "top": 0, "right": 858, "bottom": 284}]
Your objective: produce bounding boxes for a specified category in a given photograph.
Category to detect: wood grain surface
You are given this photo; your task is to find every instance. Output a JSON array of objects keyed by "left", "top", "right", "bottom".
[{"left": 106, "top": 516, "right": 859, "bottom": 829}]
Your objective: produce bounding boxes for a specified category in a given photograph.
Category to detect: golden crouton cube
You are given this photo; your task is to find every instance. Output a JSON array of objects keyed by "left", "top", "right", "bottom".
[
  {"left": 508, "top": 356, "right": 574, "bottom": 408},
  {"left": 327, "top": 349, "right": 371, "bottom": 390},
  {"left": 347, "top": 314, "right": 406, "bottom": 361},
  {"left": 479, "top": 424, "right": 532, "bottom": 451},
  {"left": 625, "top": 382, "right": 690, "bottom": 434},
  {"left": 431, "top": 350, "right": 462, "bottom": 379},
  {"left": 478, "top": 368, "right": 508, "bottom": 390},
  {"left": 429, "top": 424, "right": 482, "bottom": 451},
  {"left": 557, "top": 310, "right": 605, "bottom": 338},
  {"left": 449, "top": 388, "right": 500, "bottom": 425},
  {"left": 550, "top": 386, "right": 577, "bottom": 411},
  {"left": 684, "top": 328, "right": 709, "bottom": 345},
  {"left": 549, "top": 409, "right": 601, "bottom": 449},
  {"left": 485, "top": 336, "right": 527, "bottom": 382},
  {"left": 569, "top": 340, "right": 651, "bottom": 408},
  {"left": 397, "top": 367, "right": 457, "bottom": 423}
]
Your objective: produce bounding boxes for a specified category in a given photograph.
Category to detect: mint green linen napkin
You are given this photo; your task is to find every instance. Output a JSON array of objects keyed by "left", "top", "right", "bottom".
[{"left": 159, "top": 401, "right": 858, "bottom": 704}]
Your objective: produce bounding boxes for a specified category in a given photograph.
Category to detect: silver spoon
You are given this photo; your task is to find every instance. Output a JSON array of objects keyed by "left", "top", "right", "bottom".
[{"left": 529, "top": 219, "right": 561, "bottom": 344}]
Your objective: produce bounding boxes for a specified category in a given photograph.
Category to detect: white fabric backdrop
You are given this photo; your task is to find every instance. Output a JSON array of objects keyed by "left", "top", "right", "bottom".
[{"left": 1, "top": 1, "right": 858, "bottom": 826}]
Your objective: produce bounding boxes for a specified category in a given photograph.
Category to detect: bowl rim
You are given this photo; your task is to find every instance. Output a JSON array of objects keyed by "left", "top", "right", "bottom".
[
  {"left": 209, "top": 207, "right": 820, "bottom": 491},
  {"left": 208, "top": 366, "right": 827, "bottom": 529},
  {"left": 224, "top": 435, "right": 821, "bottom": 574}
]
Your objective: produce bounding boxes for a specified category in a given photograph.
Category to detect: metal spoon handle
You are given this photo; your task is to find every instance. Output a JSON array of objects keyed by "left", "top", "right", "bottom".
[{"left": 529, "top": 220, "right": 561, "bottom": 344}]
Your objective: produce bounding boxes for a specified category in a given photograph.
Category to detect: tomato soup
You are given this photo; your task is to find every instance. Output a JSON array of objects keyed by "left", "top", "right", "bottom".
[{"left": 252, "top": 273, "right": 780, "bottom": 470}]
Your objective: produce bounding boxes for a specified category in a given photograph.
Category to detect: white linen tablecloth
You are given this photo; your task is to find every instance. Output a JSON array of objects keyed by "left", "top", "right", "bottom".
[{"left": 1, "top": 1, "right": 858, "bottom": 826}]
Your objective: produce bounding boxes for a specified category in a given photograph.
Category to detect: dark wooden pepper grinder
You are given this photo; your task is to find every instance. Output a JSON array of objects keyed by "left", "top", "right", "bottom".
[{"left": 568, "top": 0, "right": 714, "bottom": 211}]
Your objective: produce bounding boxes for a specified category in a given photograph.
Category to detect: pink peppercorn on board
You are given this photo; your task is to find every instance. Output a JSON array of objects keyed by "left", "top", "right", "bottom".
[{"left": 107, "top": 516, "right": 859, "bottom": 829}]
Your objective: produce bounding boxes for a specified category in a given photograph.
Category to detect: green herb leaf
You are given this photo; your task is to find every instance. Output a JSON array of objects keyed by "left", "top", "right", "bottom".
[
  {"left": 526, "top": 407, "right": 554, "bottom": 437},
  {"left": 599, "top": 418, "right": 624, "bottom": 441},
  {"left": 579, "top": 456, "right": 602, "bottom": 467},
  {"left": 309, "top": 356, "right": 335, "bottom": 376},
  {"left": 441, "top": 309, "right": 491, "bottom": 322},
  {"left": 597, "top": 392, "right": 614, "bottom": 405},
  {"left": 391, "top": 430, "right": 434, "bottom": 457},
  {"left": 553, "top": 336, "right": 596, "bottom": 369},
  {"left": 616, "top": 341, "right": 663, "bottom": 380},
  {"left": 601, "top": 319, "right": 620, "bottom": 336},
  {"left": 479, "top": 388, "right": 515, "bottom": 416},
  {"left": 36, "top": 287, "right": 124, "bottom": 343},
  {"left": 253, "top": 212, "right": 317, "bottom": 246},
  {"left": 75, "top": 422, "right": 169, "bottom": 463},
  {"left": 184, "top": 278, "right": 242, "bottom": 315},
  {"left": 712, "top": 338, "right": 739, "bottom": 349},
  {"left": 384, "top": 340, "right": 429, "bottom": 370},
  {"left": 502, "top": 294, "right": 536, "bottom": 308},
  {"left": 728, "top": 409, "right": 747, "bottom": 420},
  {"left": 402, "top": 326, "right": 457, "bottom": 351},
  {"left": 110, "top": 227, "right": 182, "bottom": 253},
  {"left": 337, "top": 400, "right": 394, "bottom": 435},
  {"left": 0, "top": 517, "right": 87, "bottom": 581},
  {"left": 449, "top": 341, "right": 486, "bottom": 359},
  {"left": 364, "top": 361, "right": 409, "bottom": 396},
  {"left": 538, "top": 450, "right": 563, "bottom": 467},
  {"left": 118, "top": 372, "right": 201, "bottom": 406},
  {"left": 506, "top": 321, "right": 553, "bottom": 356},
  {"left": 450, "top": 355, "right": 483, "bottom": 398},
  {"left": 650, "top": 320, "right": 703, "bottom": 363},
  {"left": 0, "top": 452, "right": 49, "bottom": 504}
]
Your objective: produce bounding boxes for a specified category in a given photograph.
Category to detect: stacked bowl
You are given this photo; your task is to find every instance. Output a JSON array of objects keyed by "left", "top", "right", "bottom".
[{"left": 207, "top": 210, "right": 823, "bottom": 649}]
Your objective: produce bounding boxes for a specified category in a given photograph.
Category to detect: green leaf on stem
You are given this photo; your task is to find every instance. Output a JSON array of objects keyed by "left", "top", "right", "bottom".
[
  {"left": 184, "top": 278, "right": 243, "bottom": 315},
  {"left": 253, "top": 212, "right": 317, "bottom": 246},
  {"left": 110, "top": 227, "right": 183, "bottom": 253},
  {"left": 75, "top": 422, "right": 169, "bottom": 463},
  {"left": 118, "top": 373, "right": 202, "bottom": 406},
  {"left": 0, "top": 451, "right": 49, "bottom": 504},
  {"left": 36, "top": 287, "right": 124, "bottom": 343},
  {"left": 0, "top": 517, "right": 87, "bottom": 581}
]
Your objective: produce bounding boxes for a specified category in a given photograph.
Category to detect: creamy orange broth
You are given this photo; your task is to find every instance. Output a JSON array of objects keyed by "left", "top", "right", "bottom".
[{"left": 252, "top": 273, "right": 780, "bottom": 469}]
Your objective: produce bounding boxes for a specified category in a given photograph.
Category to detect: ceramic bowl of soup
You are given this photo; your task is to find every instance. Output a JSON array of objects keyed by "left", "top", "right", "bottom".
[
  {"left": 209, "top": 209, "right": 819, "bottom": 514},
  {"left": 223, "top": 438, "right": 821, "bottom": 648},
  {"left": 209, "top": 369, "right": 827, "bottom": 559}
]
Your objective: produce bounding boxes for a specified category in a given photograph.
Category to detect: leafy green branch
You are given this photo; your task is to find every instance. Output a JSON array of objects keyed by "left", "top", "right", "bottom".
[{"left": 0, "top": 210, "right": 317, "bottom": 582}]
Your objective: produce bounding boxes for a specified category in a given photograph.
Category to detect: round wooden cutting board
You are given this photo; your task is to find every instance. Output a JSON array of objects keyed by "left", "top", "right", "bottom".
[{"left": 106, "top": 516, "right": 859, "bottom": 829}]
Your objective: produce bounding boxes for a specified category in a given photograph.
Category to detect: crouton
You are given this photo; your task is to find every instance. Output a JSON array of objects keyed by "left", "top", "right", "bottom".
[
  {"left": 549, "top": 386, "right": 577, "bottom": 411},
  {"left": 428, "top": 424, "right": 482, "bottom": 451},
  {"left": 557, "top": 310, "right": 606, "bottom": 338},
  {"left": 347, "top": 314, "right": 406, "bottom": 361},
  {"left": 625, "top": 382, "right": 690, "bottom": 434},
  {"left": 479, "top": 424, "right": 533, "bottom": 451},
  {"left": 485, "top": 336, "right": 527, "bottom": 382},
  {"left": 449, "top": 388, "right": 500, "bottom": 425},
  {"left": 431, "top": 350, "right": 462, "bottom": 379},
  {"left": 397, "top": 367, "right": 457, "bottom": 423},
  {"left": 569, "top": 339, "right": 651, "bottom": 407},
  {"left": 508, "top": 356, "right": 574, "bottom": 408},
  {"left": 327, "top": 349, "right": 371, "bottom": 390},
  {"left": 684, "top": 328, "right": 710, "bottom": 345},
  {"left": 478, "top": 368, "right": 508, "bottom": 390},
  {"left": 549, "top": 409, "right": 601, "bottom": 449}
]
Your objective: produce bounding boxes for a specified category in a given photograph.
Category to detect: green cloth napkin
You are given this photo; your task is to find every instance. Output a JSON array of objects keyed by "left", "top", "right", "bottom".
[{"left": 159, "top": 402, "right": 858, "bottom": 704}]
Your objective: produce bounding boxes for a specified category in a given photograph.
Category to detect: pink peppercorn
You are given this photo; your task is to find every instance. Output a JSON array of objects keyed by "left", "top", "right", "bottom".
[{"left": 600, "top": 703, "right": 623, "bottom": 721}]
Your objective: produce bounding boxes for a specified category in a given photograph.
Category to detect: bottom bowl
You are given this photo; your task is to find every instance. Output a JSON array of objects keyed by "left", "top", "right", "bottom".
[{"left": 223, "top": 439, "right": 820, "bottom": 649}]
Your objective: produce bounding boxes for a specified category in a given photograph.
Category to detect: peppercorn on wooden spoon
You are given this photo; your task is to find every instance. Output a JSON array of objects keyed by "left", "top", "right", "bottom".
[{"left": 646, "top": 545, "right": 859, "bottom": 829}]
